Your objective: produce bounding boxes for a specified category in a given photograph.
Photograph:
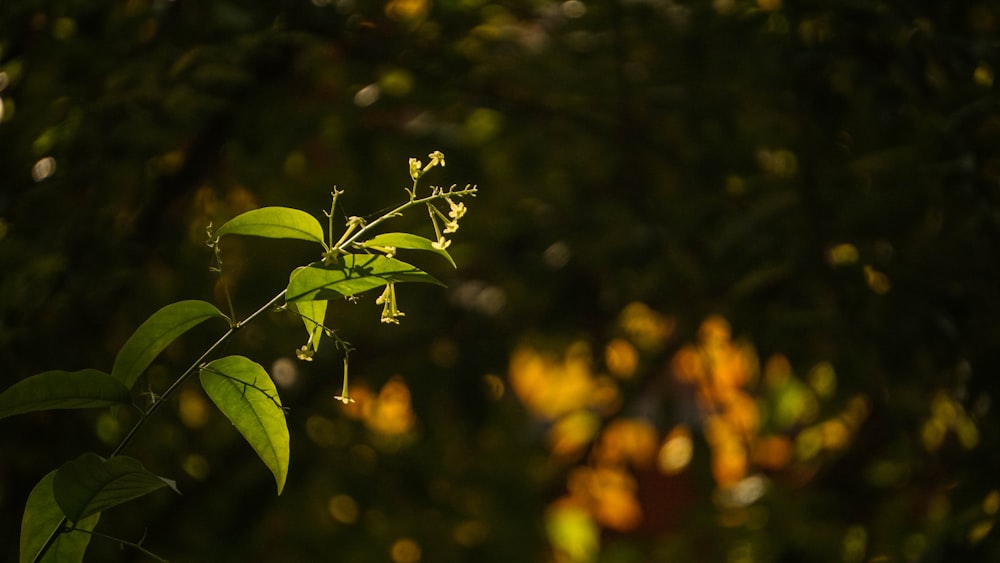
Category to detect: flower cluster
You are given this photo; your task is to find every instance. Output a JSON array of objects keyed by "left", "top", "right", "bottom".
[
  {"left": 409, "top": 150, "right": 446, "bottom": 181},
  {"left": 376, "top": 282, "right": 405, "bottom": 324},
  {"left": 427, "top": 188, "right": 470, "bottom": 250},
  {"left": 290, "top": 150, "right": 475, "bottom": 404},
  {"left": 405, "top": 151, "right": 473, "bottom": 251}
]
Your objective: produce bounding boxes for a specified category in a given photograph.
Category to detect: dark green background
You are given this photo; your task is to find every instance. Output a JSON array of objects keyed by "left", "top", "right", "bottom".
[{"left": 2, "top": 0, "right": 999, "bottom": 561}]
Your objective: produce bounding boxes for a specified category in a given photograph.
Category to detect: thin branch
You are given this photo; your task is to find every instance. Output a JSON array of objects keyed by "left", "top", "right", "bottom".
[
  {"left": 68, "top": 526, "right": 169, "bottom": 562},
  {"left": 340, "top": 185, "right": 477, "bottom": 250},
  {"left": 31, "top": 184, "right": 474, "bottom": 563}
]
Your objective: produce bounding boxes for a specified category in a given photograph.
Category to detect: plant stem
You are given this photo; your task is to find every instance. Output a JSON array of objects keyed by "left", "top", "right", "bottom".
[
  {"left": 31, "top": 186, "right": 473, "bottom": 563},
  {"left": 213, "top": 244, "right": 237, "bottom": 321},
  {"left": 68, "top": 527, "right": 169, "bottom": 562},
  {"left": 340, "top": 187, "right": 476, "bottom": 250},
  {"left": 33, "top": 290, "right": 287, "bottom": 563}
]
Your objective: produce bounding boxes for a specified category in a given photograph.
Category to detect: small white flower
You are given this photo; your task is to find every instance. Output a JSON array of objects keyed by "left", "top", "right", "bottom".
[
  {"left": 335, "top": 358, "right": 356, "bottom": 404},
  {"left": 428, "top": 150, "right": 445, "bottom": 168},
  {"left": 431, "top": 236, "right": 451, "bottom": 250},
  {"left": 447, "top": 199, "right": 467, "bottom": 221},
  {"left": 296, "top": 345, "right": 315, "bottom": 362},
  {"left": 409, "top": 158, "right": 422, "bottom": 180},
  {"left": 443, "top": 220, "right": 459, "bottom": 234},
  {"left": 377, "top": 283, "right": 405, "bottom": 324},
  {"left": 376, "top": 285, "right": 390, "bottom": 305}
]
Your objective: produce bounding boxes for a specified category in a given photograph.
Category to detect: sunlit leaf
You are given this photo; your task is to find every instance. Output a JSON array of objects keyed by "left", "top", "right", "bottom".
[
  {"left": 21, "top": 471, "right": 100, "bottom": 563},
  {"left": 52, "top": 453, "right": 178, "bottom": 523},
  {"left": 289, "top": 268, "right": 327, "bottom": 358},
  {"left": 111, "top": 300, "right": 228, "bottom": 390},
  {"left": 286, "top": 255, "right": 443, "bottom": 303},
  {"left": 213, "top": 206, "right": 326, "bottom": 247},
  {"left": 0, "top": 369, "right": 130, "bottom": 420},
  {"left": 362, "top": 232, "right": 457, "bottom": 268},
  {"left": 199, "top": 355, "right": 289, "bottom": 494}
]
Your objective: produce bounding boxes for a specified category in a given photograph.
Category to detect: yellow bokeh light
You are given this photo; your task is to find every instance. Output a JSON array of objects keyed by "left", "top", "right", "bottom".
[
  {"left": 712, "top": 440, "right": 748, "bottom": 488},
  {"left": 699, "top": 315, "right": 732, "bottom": 347},
  {"left": 968, "top": 520, "right": 994, "bottom": 545},
  {"left": 588, "top": 375, "right": 623, "bottom": 417},
  {"left": 328, "top": 494, "right": 359, "bottom": 524},
  {"left": 844, "top": 395, "right": 870, "bottom": 426},
  {"left": 820, "top": 419, "right": 849, "bottom": 451},
  {"left": 752, "top": 435, "right": 793, "bottom": 470},
  {"left": 826, "top": 243, "right": 859, "bottom": 266},
  {"left": 983, "top": 490, "right": 1000, "bottom": 516},
  {"left": 338, "top": 383, "right": 372, "bottom": 419},
  {"left": 482, "top": 373, "right": 505, "bottom": 400},
  {"left": 452, "top": 520, "right": 489, "bottom": 547},
  {"left": 338, "top": 377, "right": 418, "bottom": 439},
  {"left": 863, "top": 265, "right": 891, "bottom": 294},
  {"left": 545, "top": 500, "right": 599, "bottom": 563},
  {"left": 385, "top": 0, "right": 430, "bottom": 21},
  {"left": 548, "top": 411, "right": 600, "bottom": 461},
  {"left": 755, "top": 147, "right": 797, "bottom": 176},
  {"left": 956, "top": 417, "right": 979, "bottom": 449},
  {"left": 658, "top": 425, "right": 693, "bottom": 474},
  {"left": 974, "top": 63, "right": 994, "bottom": 88},
  {"left": 842, "top": 525, "right": 867, "bottom": 563},
  {"left": 379, "top": 68, "right": 415, "bottom": 97},
  {"left": 306, "top": 415, "right": 346, "bottom": 446},
  {"left": 757, "top": 0, "right": 782, "bottom": 12},
  {"left": 921, "top": 418, "right": 947, "bottom": 451},
  {"left": 728, "top": 392, "right": 762, "bottom": 437},
  {"left": 389, "top": 537, "right": 422, "bottom": 563},
  {"left": 796, "top": 425, "right": 824, "bottom": 461},
  {"left": 178, "top": 387, "right": 209, "bottom": 429},
  {"left": 464, "top": 107, "right": 504, "bottom": 144},
  {"left": 591, "top": 483, "right": 643, "bottom": 532},
  {"left": 181, "top": 453, "right": 210, "bottom": 481},
  {"left": 94, "top": 412, "right": 121, "bottom": 446},
  {"left": 595, "top": 418, "right": 658, "bottom": 469},
  {"left": 618, "top": 302, "right": 675, "bottom": 351},
  {"left": 605, "top": 338, "right": 639, "bottom": 379},
  {"left": 181, "top": 454, "right": 212, "bottom": 481},
  {"left": 764, "top": 354, "right": 792, "bottom": 388},
  {"left": 569, "top": 466, "right": 643, "bottom": 532},
  {"left": 283, "top": 151, "right": 306, "bottom": 176},
  {"left": 671, "top": 345, "right": 705, "bottom": 384},
  {"left": 712, "top": 344, "right": 756, "bottom": 390},
  {"left": 365, "top": 377, "right": 417, "bottom": 436},
  {"left": 508, "top": 342, "right": 598, "bottom": 420},
  {"left": 808, "top": 362, "right": 837, "bottom": 398},
  {"left": 53, "top": 17, "right": 77, "bottom": 40},
  {"left": 725, "top": 175, "right": 747, "bottom": 195}
]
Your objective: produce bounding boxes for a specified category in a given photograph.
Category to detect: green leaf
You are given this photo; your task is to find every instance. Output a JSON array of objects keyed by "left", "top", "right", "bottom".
[
  {"left": 111, "top": 300, "right": 228, "bottom": 390},
  {"left": 21, "top": 471, "right": 100, "bottom": 563},
  {"left": 213, "top": 206, "right": 326, "bottom": 247},
  {"left": 286, "top": 255, "right": 443, "bottom": 303},
  {"left": 362, "top": 232, "right": 457, "bottom": 268},
  {"left": 0, "top": 369, "right": 130, "bottom": 420},
  {"left": 199, "top": 355, "right": 289, "bottom": 494},
  {"left": 289, "top": 272, "right": 328, "bottom": 358},
  {"left": 53, "top": 453, "right": 179, "bottom": 523}
]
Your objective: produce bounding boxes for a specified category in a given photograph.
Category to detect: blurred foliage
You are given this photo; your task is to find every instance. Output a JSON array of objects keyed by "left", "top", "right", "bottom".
[{"left": 2, "top": 0, "right": 1000, "bottom": 561}]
